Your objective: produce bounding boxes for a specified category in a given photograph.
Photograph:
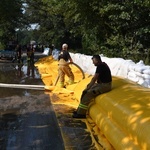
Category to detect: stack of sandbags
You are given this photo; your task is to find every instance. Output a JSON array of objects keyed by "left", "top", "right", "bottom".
[
  {"left": 128, "top": 61, "right": 150, "bottom": 88},
  {"left": 70, "top": 53, "right": 150, "bottom": 88}
]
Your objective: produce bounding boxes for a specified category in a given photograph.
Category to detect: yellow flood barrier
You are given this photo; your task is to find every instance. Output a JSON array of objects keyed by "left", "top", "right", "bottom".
[
  {"left": 35, "top": 56, "right": 150, "bottom": 149},
  {"left": 87, "top": 77, "right": 150, "bottom": 150}
]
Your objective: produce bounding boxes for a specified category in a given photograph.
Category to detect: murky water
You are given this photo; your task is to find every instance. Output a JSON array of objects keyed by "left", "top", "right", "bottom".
[
  {"left": 0, "top": 54, "right": 64, "bottom": 150},
  {"left": 0, "top": 55, "right": 44, "bottom": 98},
  {"left": 0, "top": 54, "right": 96, "bottom": 149}
]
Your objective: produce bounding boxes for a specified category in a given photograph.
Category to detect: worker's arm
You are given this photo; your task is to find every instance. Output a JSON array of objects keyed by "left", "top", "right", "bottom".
[
  {"left": 67, "top": 51, "right": 73, "bottom": 63},
  {"left": 69, "top": 58, "right": 73, "bottom": 63},
  {"left": 85, "top": 73, "right": 99, "bottom": 90}
]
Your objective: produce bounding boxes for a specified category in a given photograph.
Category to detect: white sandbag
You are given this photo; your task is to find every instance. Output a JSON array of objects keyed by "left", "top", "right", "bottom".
[
  {"left": 137, "top": 78, "right": 145, "bottom": 85},
  {"left": 143, "top": 69, "right": 150, "bottom": 75},
  {"left": 134, "top": 71, "right": 143, "bottom": 78},
  {"left": 134, "top": 66, "right": 145, "bottom": 73},
  {"left": 136, "top": 60, "right": 144, "bottom": 65},
  {"left": 127, "top": 71, "right": 138, "bottom": 82},
  {"left": 128, "top": 71, "right": 137, "bottom": 78},
  {"left": 142, "top": 74, "right": 150, "bottom": 79},
  {"left": 140, "top": 80, "right": 149, "bottom": 88},
  {"left": 43, "top": 48, "right": 50, "bottom": 55}
]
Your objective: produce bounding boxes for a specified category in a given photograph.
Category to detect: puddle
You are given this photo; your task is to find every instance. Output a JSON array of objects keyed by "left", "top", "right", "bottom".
[{"left": 0, "top": 55, "right": 45, "bottom": 97}]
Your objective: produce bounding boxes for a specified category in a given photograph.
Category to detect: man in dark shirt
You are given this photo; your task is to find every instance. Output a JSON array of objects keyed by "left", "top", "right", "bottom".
[
  {"left": 58, "top": 43, "right": 74, "bottom": 88},
  {"left": 73, "top": 55, "right": 112, "bottom": 118}
]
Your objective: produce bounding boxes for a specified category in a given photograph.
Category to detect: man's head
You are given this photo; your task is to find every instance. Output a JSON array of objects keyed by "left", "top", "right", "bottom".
[
  {"left": 62, "top": 43, "right": 68, "bottom": 50},
  {"left": 92, "top": 55, "right": 102, "bottom": 66}
]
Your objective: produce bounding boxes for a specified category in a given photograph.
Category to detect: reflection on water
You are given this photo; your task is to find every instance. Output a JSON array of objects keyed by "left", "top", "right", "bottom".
[
  {"left": 0, "top": 54, "right": 54, "bottom": 150},
  {"left": 0, "top": 63, "right": 40, "bottom": 83},
  {"left": 0, "top": 62, "right": 44, "bottom": 98}
]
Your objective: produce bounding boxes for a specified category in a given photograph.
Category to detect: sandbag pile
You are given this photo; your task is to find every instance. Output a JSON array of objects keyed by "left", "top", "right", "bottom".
[{"left": 70, "top": 53, "right": 150, "bottom": 88}]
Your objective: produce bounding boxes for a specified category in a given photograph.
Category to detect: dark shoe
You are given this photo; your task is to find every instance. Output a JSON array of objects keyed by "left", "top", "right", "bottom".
[
  {"left": 73, "top": 111, "right": 77, "bottom": 114},
  {"left": 72, "top": 113, "right": 86, "bottom": 118}
]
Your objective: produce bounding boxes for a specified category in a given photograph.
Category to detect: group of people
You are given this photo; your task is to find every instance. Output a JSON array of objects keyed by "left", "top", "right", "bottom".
[
  {"left": 14, "top": 42, "right": 112, "bottom": 119},
  {"left": 13, "top": 44, "right": 35, "bottom": 65},
  {"left": 13, "top": 44, "right": 35, "bottom": 78},
  {"left": 56, "top": 43, "right": 112, "bottom": 118}
]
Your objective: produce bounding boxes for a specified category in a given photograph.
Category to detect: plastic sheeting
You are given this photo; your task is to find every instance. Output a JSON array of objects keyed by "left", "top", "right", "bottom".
[{"left": 88, "top": 77, "right": 150, "bottom": 150}]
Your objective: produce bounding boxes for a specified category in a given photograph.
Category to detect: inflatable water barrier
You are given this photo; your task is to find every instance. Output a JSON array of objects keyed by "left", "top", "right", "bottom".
[
  {"left": 74, "top": 76, "right": 150, "bottom": 149},
  {"left": 35, "top": 56, "right": 150, "bottom": 149}
]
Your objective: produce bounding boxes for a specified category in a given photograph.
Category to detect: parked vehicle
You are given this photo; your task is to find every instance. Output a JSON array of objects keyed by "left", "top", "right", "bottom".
[{"left": 0, "top": 50, "right": 16, "bottom": 60}]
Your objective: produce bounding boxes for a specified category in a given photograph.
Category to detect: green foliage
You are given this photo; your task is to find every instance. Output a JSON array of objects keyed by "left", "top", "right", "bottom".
[
  {"left": 0, "top": 0, "right": 24, "bottom": 47},
  {"left": 1, "top": 0, "right": 149, "bottom": 64}
]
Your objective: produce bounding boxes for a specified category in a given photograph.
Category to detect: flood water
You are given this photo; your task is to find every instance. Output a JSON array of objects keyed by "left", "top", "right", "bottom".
[
  {"left": 0, "top": 53, "right": 65, "bottom": 150},
  {"left": 0, "top": 55, "right": 44, "bottom": 98}
]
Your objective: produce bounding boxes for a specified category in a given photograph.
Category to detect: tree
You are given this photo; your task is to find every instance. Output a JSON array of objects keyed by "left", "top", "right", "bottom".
[
  {"left": 0, "top": 0, "right": 24, "bottom": 49},
  {"left": 23, "top": 0, "right": 150, "bottom": 64},
  {"left": 24, "top": 0, "right": 83, "bottom": 49}
]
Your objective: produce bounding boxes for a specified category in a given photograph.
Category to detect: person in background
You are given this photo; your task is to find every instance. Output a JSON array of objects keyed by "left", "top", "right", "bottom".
[
  {"left": 72, "top": 55, "right": 112, "bottom": 118},
  {"left": 14, "top": 44, "right": 22, "bottom": 63},
  {"left": 58, "top": 43, "right": 74, "bottom": 88},
  {"left": 26, "top": 44, "right": 35, "bottom": 66}
]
